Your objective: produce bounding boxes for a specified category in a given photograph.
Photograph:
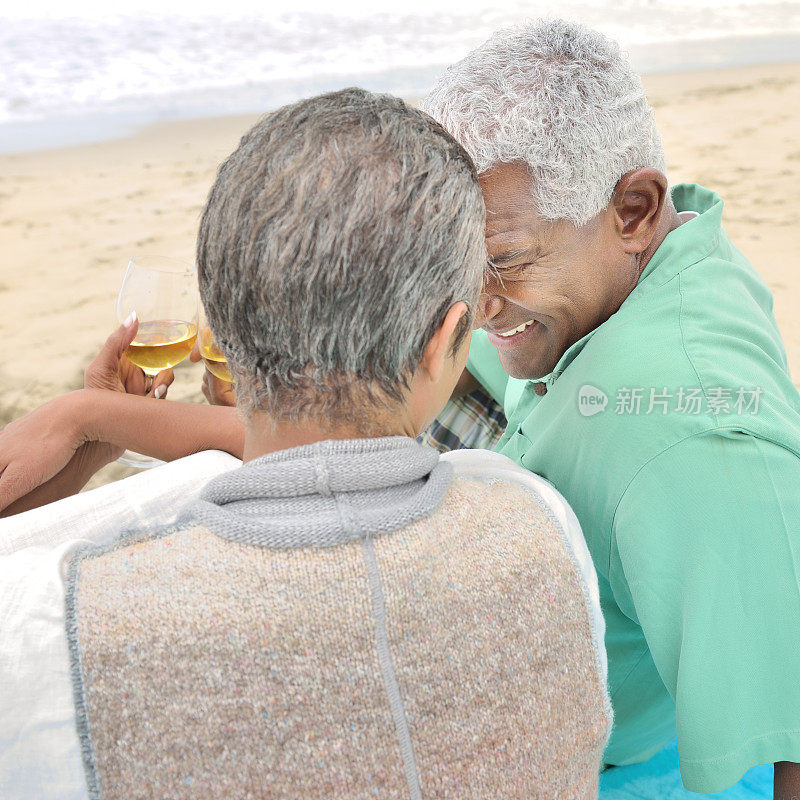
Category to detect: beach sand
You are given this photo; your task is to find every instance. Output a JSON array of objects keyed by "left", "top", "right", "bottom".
[{"left": 1, "top": 60, "right": 799, "bottom": 489}]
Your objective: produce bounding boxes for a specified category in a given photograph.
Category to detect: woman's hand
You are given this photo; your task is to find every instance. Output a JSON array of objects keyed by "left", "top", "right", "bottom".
[
  {"left": 0, "top": 391, "right": 94, "bottom": 514},
  {"left": 0, "top": 318, "right": 178, "bottom": 516},
  {"left": 0, "top": 440, "right": 120, "bottom": 518},
  {"left": 85, "top": 313, "right": 174, "bottom": 398},
  {"left": 79, "top": 316, "right": 175, "bottom": 470}
]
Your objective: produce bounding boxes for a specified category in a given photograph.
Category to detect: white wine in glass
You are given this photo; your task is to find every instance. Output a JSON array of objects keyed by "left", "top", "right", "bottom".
[
  {"left": 127, "top": 320, "right": 199, "bottom": 373},
  {"left": 198, "top": 307, "right": 232, "bottom": 383},
  {"left": 115, "top": 255, "right": 198, "bottom": 468}
]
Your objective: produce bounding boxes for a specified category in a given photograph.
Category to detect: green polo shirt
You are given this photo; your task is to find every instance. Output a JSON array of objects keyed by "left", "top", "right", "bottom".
[{"left": 467, "top": 183, "right": 800, "bottom": 793}]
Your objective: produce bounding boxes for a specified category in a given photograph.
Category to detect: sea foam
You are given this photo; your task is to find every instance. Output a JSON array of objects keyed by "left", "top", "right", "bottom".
[{"left": 2, "top": 0, "right": 799, "bottom": 150}]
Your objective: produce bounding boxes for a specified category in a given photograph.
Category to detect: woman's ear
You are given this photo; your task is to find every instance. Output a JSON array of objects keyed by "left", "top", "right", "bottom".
[{"left": 419, "top": 302, "right": 469, "bottom": 383}]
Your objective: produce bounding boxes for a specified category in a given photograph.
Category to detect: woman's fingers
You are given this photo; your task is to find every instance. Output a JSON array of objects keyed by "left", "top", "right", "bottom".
[
  {"left": 150, "top": 369, "right": 175, "bottom": 399},
  {"left": 84, "top": 313, "right": 139, "bottom": 391}
]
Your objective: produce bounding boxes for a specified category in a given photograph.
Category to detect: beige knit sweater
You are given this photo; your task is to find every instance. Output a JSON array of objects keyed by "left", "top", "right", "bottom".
[{"left": 65, "top": 440, "right": 611, "bottom": 799}]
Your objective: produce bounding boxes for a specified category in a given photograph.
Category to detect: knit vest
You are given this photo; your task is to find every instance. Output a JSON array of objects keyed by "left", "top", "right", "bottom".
[{"left": 65, "top": 437, "right": 610, "bottom": 799}]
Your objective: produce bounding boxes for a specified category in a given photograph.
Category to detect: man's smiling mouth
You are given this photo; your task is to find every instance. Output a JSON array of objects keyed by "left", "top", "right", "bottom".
[
  {"left": 485, "top": 318, "right": 540, "bottom": 349},
  {"left": 496, "top": 319, "right": 537, "bottom": 338}
]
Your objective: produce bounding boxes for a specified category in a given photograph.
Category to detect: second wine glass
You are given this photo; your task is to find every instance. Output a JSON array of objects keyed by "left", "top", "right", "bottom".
[{"left": 197, "top": 306, "right": 233, "bottom": 384}]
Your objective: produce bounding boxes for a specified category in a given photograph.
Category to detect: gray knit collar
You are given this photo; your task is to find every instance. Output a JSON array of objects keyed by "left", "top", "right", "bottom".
[{"left": 181, "top": 436, "right": 452, "bottom": 548}]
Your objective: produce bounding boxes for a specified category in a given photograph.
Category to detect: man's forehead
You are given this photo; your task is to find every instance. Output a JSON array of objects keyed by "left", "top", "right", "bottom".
[
  {"left": 479, "top": 161, "right": 555, "bottom": 248},
  {"left": 483, "top": 202, "right": 559, "bottom": 263},
  {"left": 479, "top": 164, "right": 535, "bottom": 219}
]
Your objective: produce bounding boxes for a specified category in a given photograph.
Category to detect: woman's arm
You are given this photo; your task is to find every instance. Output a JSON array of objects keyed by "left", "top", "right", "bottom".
[
  {"left": 79, "top": 389, "right": 244, "bottom": 460},
  {"left": 0, "top": 441, "right": 119, "bottom": 518},
  {"left": 0, "top": 390, "right": 244, "bottom": 514}
]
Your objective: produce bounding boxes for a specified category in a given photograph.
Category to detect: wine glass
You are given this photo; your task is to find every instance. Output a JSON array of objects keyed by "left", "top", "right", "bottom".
[
  {"left": 115, "top": 255, "right": 198, "bottom": 468},
  {"left": 197, "top": 306, "right": 233, "bottom": 383}
]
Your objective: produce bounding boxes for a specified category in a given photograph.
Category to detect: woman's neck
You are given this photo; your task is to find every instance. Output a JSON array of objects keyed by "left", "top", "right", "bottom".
[{"left": 242, "top": 413, "right": 416, "bottom": 463}]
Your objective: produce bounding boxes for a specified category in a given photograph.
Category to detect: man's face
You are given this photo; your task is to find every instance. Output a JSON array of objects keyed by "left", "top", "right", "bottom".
[{"left": 478, "top": 161, "right": 639, "bottom": 380}]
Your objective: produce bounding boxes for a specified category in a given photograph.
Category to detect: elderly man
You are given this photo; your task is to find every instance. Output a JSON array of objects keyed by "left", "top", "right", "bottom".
[
  {"left": 2, "top": 19, "right": 799, "bottom": 798},
  {"left": 1, "top": 88, "right": 611, "bottom": 799},
  {"left": 421, "top": 20, "right": 800, "bottom": 797}
]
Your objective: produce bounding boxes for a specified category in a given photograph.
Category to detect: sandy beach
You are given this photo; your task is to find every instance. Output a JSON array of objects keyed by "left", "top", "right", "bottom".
[{"left": 1, "top": 60, "right": 799, "bottom": 489}]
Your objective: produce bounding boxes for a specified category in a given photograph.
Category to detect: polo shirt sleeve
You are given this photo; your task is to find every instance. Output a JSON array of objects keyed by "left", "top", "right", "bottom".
[
  {"left": 465, "top": 329, "right": 509, "bottom": 407},
  {"left": 611, "top": 430, "right": 800, "bottom": 793}
]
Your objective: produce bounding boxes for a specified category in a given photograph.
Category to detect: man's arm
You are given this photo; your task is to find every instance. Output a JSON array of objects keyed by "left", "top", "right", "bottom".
[
  {"left": 613, "top": 432, "right": 800, "bottom": 794},
  {"left": 0, "top": 389, "right": 245, "bottom": 514},
  {"left": 775, "top": 762, "right": 800, "bottom": 800}
]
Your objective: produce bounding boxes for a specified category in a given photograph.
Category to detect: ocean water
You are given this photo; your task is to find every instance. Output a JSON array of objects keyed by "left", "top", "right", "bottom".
[{"left": 2, "top": 0, "right": 800, "bottom": 151}]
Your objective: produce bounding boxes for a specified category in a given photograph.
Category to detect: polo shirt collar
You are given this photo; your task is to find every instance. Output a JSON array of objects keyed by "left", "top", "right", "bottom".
[
  {"left": 637, "top": 183, "right": 723, "bottom": 286},
  {"left": 544, "top": 183, "right": 723, "bottom": 386}
]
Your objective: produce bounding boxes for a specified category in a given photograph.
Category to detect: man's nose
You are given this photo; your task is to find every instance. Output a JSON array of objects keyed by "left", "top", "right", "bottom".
[{"left": 474, "top": 292, "right": 503, "bottom": 329}]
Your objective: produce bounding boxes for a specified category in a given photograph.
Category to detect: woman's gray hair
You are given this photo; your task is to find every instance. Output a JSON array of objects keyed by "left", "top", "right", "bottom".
[
  {"left": 422, "top": 19, "right": 667, "bottom": 226},
  {"left": 197, "top": 87, "right": 485, "bottom": 426}
]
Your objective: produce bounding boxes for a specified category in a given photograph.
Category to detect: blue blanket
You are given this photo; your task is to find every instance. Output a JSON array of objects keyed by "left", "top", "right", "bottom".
[{"left": 599, "top": 739, "right": 772, "bottom": 798}]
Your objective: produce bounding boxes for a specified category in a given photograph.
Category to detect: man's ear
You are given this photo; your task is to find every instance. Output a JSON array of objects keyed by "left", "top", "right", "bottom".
[
  {"left": 420, "top": 302, "right": 469, "bottom": 383},
  {"left": 611, "top": 168, "right": 669, "bottom": 254}
]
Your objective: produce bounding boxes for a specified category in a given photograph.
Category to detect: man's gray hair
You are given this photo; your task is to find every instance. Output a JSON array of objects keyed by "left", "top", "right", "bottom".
[
  {"left": 422, "top": 19, "right": 667, "bottom": 226},
  {"left": 197, "top": 87, "right": 485, "bottom": 426}
]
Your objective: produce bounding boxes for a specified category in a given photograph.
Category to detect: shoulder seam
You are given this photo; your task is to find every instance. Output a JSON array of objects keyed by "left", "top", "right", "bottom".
[
  {"left": 609, "top": 428, "right": 800, "bottom": 575},
  {"left": 677, "top": 270, "right": 717, "bottom": 428},
  {"left": 68, "top": 520, "right": 193, "bottom": 566},
  {"left": 608, "top": 429, "right": 719, "bottom": 575}
]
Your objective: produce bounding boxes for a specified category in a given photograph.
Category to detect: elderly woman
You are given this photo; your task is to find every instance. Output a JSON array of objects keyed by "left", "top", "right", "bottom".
[{"left": 1, "top": 88, "right": 610, "bottom": 798}]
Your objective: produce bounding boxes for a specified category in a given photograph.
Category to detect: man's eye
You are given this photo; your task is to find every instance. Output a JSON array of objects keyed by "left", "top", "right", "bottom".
[{"left": 490, "top": 262, "right": 528, "bottom": 277}]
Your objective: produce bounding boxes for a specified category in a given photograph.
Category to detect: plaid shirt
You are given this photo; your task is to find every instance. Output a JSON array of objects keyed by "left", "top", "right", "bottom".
[{"left": 418, "top": 389, "right": 507, "bottom": 454}]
